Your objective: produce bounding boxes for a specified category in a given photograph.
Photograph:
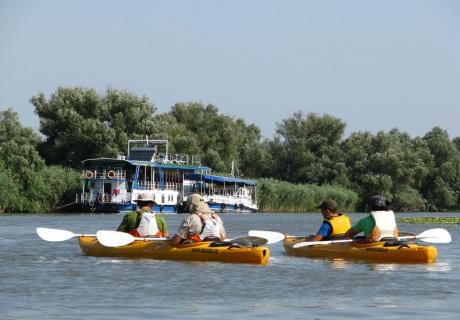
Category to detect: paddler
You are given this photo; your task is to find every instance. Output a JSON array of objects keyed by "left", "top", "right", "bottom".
[
  {"left": 304, "top": 199, "right": 351, "bottom": 241},
  {"left": 345, "top": 195, "right": 398, "bottom": 241},
  {"left": 117, "top": 193, "right": 169, "bottom": 238},
  {"left": 171, "top": 193, "right": 226, "bottom": 245}
]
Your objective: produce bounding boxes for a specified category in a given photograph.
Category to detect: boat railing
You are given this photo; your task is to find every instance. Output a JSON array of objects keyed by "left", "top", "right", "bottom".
[
  {"left": 137, "top": 181, "right": 182, "bottom": 191},
  {"left": 77, "top": 192, "right": 133, "bottom": 204},
  {"left": 200, "top": 187, "right": 253, "bottom": 199},
  {"left": 153, "top": 153, "right": 201, "bottom": 166},
  {"left": 83, "top": 170, "right": 126, "bottom": 180}
]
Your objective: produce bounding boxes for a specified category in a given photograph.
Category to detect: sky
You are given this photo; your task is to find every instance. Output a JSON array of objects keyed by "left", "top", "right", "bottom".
[{"left": 1, "top": 0, "right": 459, "bottom": 139}]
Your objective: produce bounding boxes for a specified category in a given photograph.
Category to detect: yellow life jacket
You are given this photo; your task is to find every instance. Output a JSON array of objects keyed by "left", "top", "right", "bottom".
[{"left": 324, "top": 214, "right": 351, "bottom": 237}]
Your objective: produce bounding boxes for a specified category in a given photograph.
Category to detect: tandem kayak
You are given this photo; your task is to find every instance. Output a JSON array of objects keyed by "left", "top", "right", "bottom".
[
  {"left": 79, "top": 236, "right": 270, "bottom": 265},
  {"left": 283, "top": 237, "right": 437, "bottom": 263}
]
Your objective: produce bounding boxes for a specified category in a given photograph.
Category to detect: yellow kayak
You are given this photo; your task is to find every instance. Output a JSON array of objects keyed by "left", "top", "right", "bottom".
[
  {"left": 79, "top": 236, "right": 270, "bottom": 265},
  {"left": 283, "top": 237, "right": 437, "bottom": 263}
]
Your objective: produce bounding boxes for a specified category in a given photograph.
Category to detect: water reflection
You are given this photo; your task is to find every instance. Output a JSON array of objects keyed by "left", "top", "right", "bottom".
[
  {"left": 330, "top": 259, "right": 350, "bottom": 269},
  {"left": 370, "top": 263, "right": 399, "bottom": 272},
  {"left": 419, "top": 261, "right": 452, "bottom": 272}
]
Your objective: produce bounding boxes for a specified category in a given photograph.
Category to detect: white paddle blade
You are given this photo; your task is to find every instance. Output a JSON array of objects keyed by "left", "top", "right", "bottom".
[
  {"left": 36, "top": 228, "right": 77, "bottom": 242},
  {"left": 248, "top": 230, "right": 285, "bottom": 244},
  {"left": 417, "top": 228, "right": 452, "bottom": 244},
  {"left": 97, "top": 230, "right": 135, "bottom": 247}
]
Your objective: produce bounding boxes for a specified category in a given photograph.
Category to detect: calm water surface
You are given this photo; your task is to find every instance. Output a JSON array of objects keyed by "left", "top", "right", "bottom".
[{"left": 0, "top": 212, "right": 459, "bottom": 320}]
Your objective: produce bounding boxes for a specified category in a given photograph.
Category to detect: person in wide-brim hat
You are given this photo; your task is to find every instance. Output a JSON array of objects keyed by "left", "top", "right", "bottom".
[
  {"left": 171, "top": 193, "right": 226, "bottom": 245},
  {"left": 134, "top": 193, "right": 156, "bottom": 204},
  {"left": 116, "top": 192, "right": 168, "bottom": 238}
]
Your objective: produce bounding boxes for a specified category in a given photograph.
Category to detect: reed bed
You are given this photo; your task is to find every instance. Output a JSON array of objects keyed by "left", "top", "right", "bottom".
[{"left": 256, "top": 178, "right": 359, "bottom": 213}]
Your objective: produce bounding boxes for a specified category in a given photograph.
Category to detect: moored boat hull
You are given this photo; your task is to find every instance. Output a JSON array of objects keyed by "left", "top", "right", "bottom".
[
  {"left": 283, "top": 237, "right": 437, "bottom": 263},
  {"left": 79, "top": 236, "right": 270, "bottom": 265}
]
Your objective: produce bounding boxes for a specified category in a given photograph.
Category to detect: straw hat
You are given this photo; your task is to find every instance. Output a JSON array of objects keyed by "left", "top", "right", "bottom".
[{"left": 134, "top": 193, "right": 156, "bottom": 203}]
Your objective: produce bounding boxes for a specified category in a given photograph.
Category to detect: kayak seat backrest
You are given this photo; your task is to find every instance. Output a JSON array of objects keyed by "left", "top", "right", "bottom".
[
  {"left": 380, "top": 237, "right": 397, "bottom": 242},
  {"left": 383, "top": 240, "right": 411, "bottom": 248},
  {"left": 202, "top": 236, "right": 222, "bottom": 242},
  {"left": 209, "top": 241, "right": 232, "bottom": 247}
]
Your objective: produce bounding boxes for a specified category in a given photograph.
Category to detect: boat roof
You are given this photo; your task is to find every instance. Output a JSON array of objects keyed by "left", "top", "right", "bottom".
[
  {"left": 82, "top": 158, "right": 211, "bottom": 171},
  {"left": 185, "top": 173, "right": 257, "bottom": 186}
]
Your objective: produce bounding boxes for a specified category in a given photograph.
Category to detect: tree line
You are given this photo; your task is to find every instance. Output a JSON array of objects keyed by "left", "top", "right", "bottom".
[{"left": 1, "top": 86, "right": 459, "bottom": 212}]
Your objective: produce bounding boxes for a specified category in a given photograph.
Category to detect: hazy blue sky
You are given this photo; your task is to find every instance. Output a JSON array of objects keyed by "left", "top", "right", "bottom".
[{"left": 1, "top": 0, "right": 459, "bottom": 138}]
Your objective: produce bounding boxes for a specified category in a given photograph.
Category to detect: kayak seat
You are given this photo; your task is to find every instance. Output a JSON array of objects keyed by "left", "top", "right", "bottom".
[
  {"left": 380, "top": 237, "right": 397, "bottom": 242},
  {"left": 202, "top": 236, "right": 222, "bottom": 242},
  {"left": 209, "top": 236, "right": 268, "bottom": 248},
  {"left": 230, "top": 236, "right": 268, "bottom": 247},
  {"left": 208, "top": 241, "right": 244, "bottom": 249},
  {"left": 209, "top": 241, "right": 232, "bottom": 247},
  {"left": 383, "top": 240, "right": 410, "bottom": 249}
]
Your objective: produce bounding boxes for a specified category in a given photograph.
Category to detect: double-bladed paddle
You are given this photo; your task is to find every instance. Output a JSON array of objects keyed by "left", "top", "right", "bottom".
[
  {"left": 35, "top": 228, "right": 167, "bottom": 247},
  {"left": 96, "top": 230, "right": 168, "bottom": 247},
  {"left": 36, "top": 227, "right": 95, "bottom": 242},
  {"left": 248, "top": 228, "right": 452, "bottom": 248},
  {"left": 248, "top": 230, "right": 286, "bottom": 244},
  {"left": 95, "top": 231, "right": 267, "bottom": 248},
  {"left": 292, "top": 228, "right": 452, "bottom": 248}
]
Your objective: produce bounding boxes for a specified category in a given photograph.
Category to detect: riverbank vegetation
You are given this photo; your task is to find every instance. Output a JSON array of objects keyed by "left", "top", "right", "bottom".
[
  {"left": 257, "top": 179, "right": 358, "bottom": 212},
  {"left": 398, "top": 217, "right": 460, "bottom": 224},
  {"left": 2, "top": 86, "right": 460, "bottom": 212}
]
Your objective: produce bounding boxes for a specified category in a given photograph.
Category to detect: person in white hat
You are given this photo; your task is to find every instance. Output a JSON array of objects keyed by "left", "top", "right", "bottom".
[
  {"left": 171, "top": 193, "right": 226, "bottom": 245},
  {"left": 117, "top": 192, "right": 168, "bottom": 237}
]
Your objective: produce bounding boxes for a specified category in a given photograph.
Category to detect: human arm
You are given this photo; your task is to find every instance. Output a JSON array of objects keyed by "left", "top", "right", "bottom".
[
  {"left": 171, "top": 234, "right": 184, "bottom": 245},
  {"left": 214, "top": 215, "right": 226, "bottom": 240},
  {"left": 344, "top": 227, "right": 360, "bottom": 238},
  {"left": 302, "top": 222, "right": 331, "bottom": 241},
  {"left": 116, "top": 214, "right": 130, "bottom": 232},
  {"left": 117, "top": 212, "right": 140, "bottom": 232},
  {"left": 156, "top": 215, "right": 169, "bottom": 238},
  {"left": 170, "top": 215, "right": 197, "bottom": 245},
  {"left": 345, "top": 216, "right": 375, "bottom": 239}
]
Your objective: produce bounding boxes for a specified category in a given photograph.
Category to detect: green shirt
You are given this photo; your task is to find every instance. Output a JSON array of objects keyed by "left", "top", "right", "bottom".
[
  {"left": 352, "top": 215, "right": 375, "bottom": 237},
  {"left": 117, "top": 211, "right": 168, "bottom": 233}
]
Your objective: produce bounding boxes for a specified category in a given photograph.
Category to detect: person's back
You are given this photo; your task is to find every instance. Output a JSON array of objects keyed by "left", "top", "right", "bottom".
[
  {"left": 171, "top": 194, "right": 226, "bottom": 245},
  {"left": 117, "top": 193, "right": 168, "bottom": 238},
  {"left": 345, "top": 195, "right": 398, "bottom": 241},
  {"left": 305, "top": 199, "right": 351, "bottom": 242}
]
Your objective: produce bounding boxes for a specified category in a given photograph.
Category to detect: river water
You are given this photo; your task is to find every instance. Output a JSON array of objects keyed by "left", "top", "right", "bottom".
[{"left": 0, "top": 212, "right": 459, "bottom": 320}]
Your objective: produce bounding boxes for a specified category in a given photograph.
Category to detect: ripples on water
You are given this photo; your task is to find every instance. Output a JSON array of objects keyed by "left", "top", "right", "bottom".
[{"left": 0, "top": 212, "right": 459, "bottom": 319}]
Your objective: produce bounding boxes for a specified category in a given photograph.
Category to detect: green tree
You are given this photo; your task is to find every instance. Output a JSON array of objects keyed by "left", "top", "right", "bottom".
[
  {"left": 273, "top": 112, "right": 348, "bottom": 184},
  {"left": 31, "top": 87, "right": 160, "bottom": 168},
  {"left": 0, "top": 108, "right": 81, "bottom": 212},
  {"left": 165, "top": 102, "right": 268, "bottom": 176},
  {"left": 0, "top": 167, "right": 19, "bottom": 212},
  {"left": 421, "top": 127, "right": 460, "bottom": 210},
  {"left": 341, "top": 129, "right": 431, "bottom": 211}
]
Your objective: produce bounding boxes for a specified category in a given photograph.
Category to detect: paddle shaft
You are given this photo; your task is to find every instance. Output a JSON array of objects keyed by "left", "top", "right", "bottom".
[{"left": 292, "top": 228, "right": 451, "bottom": 248}]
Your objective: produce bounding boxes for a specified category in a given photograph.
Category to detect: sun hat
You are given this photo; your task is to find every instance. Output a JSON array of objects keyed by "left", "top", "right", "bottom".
[
  {"left": 135, "top": 193, "right": 156, "bottom": 203},
  {"left": 187, "top": 193, "right": 204, "bottom": 205}
]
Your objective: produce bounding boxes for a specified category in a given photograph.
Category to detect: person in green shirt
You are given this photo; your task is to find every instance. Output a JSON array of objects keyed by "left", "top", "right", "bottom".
[
  {"left": 117, "top": 193, "right": 168, "bottom": 238},
  {"left": 345, "top": 195, "right": 398, "bottom": 241}
]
